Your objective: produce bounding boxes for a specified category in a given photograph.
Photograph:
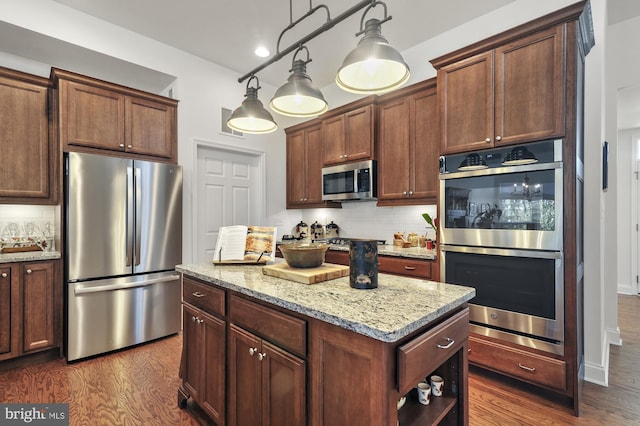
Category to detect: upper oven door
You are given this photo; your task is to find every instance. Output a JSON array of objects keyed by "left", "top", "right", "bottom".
[{"left": 439, "top": 160, "right": 563, "bottom": 251}]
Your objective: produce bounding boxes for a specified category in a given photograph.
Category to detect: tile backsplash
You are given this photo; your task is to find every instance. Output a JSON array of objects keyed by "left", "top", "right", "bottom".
[{"left": 0, "top": 205, "right": 59, "bottom": 252}]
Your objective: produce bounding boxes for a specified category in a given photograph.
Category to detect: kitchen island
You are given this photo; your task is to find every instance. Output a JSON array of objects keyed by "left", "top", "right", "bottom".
[{"left": 177, "top": 261, "right": 475, "bottom": 426}]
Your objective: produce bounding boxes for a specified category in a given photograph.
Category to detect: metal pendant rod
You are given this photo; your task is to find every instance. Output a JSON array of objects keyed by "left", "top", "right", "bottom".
[{"left": 238, "top": 0, "right": 375, "bottom": 83}]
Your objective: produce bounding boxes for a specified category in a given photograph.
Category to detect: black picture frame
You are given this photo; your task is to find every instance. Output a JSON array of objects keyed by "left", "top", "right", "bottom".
[{"left": 602, "top": 141, "right": 609, "bottom": 191}]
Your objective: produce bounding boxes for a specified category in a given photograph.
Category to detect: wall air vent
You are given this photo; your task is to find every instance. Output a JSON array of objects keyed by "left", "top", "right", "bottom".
[{"left": 221, "top": 107, "right": 244, "bottom": 138}]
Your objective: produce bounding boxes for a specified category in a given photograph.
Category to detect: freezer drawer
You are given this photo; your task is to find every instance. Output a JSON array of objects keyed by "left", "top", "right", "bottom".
[{"left": 67, "top": 272, "right": 181, "bottom": 361}]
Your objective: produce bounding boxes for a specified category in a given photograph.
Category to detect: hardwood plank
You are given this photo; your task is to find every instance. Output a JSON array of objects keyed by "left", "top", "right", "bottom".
[{"left": 0, "top": 295, "right": 638, "bottom": 425}]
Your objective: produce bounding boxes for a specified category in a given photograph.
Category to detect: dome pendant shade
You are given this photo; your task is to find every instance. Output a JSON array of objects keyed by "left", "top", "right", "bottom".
[
  {"left": 227, "top": 84, "right": 278, "bottom": 134},
  {"left": 336, "top": 18, "right": 410, "bottom": 94},
  {"left": 270, "top": 58, "right": 328, "bottom": 118}
]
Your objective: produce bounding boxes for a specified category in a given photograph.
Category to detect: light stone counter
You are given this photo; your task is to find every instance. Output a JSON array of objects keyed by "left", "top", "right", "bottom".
[
  {"left": 176, "top": 260, "right": 474, "bottom": 343},
  {"left": 0, "top": 250, "right": 61, "bottom": 264},
  {"left": 328, "top": 243, "right": 437, "bottom": 260}
]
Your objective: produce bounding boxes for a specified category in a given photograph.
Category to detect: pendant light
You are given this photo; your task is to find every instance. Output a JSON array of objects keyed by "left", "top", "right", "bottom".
[
  {"left": 336, "top": 1, "right": 410, "bottom": 94},
  {"left": 270, "top": 45, "right": 328, "bottom": 118},
  {"left": 227, "top": 75, "right": 278, "bottom": 134}
]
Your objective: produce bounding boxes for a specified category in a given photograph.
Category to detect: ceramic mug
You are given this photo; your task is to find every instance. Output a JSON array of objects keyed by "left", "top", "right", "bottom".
[
  {"left": 416, "top": 382, "right": 431, "bottom": 405},
  {"left": 430, "top": 375, "right": 444, "bottom": 397}
]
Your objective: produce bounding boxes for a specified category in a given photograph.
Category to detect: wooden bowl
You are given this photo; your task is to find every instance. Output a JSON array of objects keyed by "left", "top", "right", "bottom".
[{"left": 279, "top": 243, "right": 330, "bottom": 268}]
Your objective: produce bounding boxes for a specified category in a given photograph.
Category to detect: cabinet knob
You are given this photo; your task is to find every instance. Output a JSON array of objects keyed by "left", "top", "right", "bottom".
[
  {"left": 258, "top": 352, "right": 267, "bottom": 361},
  {"left": 127, "top": 145, "right": 133, "bottom": 149},
  {"left": 485, "top": 137, "right": 491, "bottom": 143},
  {"left": 1, "top": 272, "right": 7, "bottom": 278},
  {"left": 408, "top": 191, "right": 414, "bottom": 195},
  {"left": 26, "top": 269, "right": 32, "bottom": 274},
  {"left": 249, "top": 347, "right": 258, "bottom": 356},
  {"left": 495, "top": 135, "right": 502, "bottom": 141},
  {"left": 403, "top": 191, "right": 407, "bottom": 195},
  {"left": 119, "top": 143, "right": 125, "bottom": 148},
  {"left": 192, "top": 316, "right": 197, "bottom": 323}
]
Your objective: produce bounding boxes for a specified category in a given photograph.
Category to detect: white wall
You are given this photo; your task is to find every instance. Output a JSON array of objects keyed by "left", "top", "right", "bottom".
[{"left": 0, "top": 0, "right": 619, "bottom": 386}]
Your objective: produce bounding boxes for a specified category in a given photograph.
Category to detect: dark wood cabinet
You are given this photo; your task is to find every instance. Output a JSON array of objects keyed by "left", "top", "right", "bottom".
[
  {"left": 377, "top": 78, "right": 438, "bottom": 205},
  {"left": 430, "top": 2, "right": 593, "bottom": 415},
  {"left": 286, "top": 122, "right": 339, "bottom": 209},
  {"left": 180, "top": 277, "right": 226, "bottom": 425},
  {"left": 321, "top": 97, "right": 375, "bottom": 166},
  {"left": 434, "top": 25, "right": 566, "bottom": 154},
  {"left": 228, "top": 324, "right": 305, "bottom": 426},
  {"left": 0, "top": 260, "right": 59, "bottom": 363},
  {"left": 310, "top": 306, "right": 468, "bottom": 426},
  {"left": 52, "top": 68, "right": 178, "bottom": 163},
  {"left": 323, "top": 249, "right": 439, "bottom": 281},
  {"left": 0, "top": 68, "right": 55, "bottom": 204}
]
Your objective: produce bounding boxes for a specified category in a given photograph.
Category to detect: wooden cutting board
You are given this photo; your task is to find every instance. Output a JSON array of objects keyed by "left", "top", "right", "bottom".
[{"left": 262, "top": 262, "right": 349, "bottom": 284}]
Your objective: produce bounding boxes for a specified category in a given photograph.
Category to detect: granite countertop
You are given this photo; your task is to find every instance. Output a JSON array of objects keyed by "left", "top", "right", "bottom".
[
  {"left": 177, "top": 261, "right": 474, "bottom": 343},
  {"left": 0, "top": 250, "right": 61, "bottom": 264},
  {"left": 328, "top": 243, "right": 437, "bottom": 260}
]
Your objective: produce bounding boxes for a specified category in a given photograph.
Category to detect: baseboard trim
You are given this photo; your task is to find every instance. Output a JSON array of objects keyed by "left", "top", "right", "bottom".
[{"left": 584, "top": 336, "right": 611, "bottom": 386}]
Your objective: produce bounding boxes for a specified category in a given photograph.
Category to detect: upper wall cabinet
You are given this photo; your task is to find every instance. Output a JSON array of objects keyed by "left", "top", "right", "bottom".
[
  {"left": 0, "top": 67, "right": 55, "bottom": 204},
  {"left": 377, "top": 79, "right": 439, "bottom": 206},
  {"left": 51, "top": 68, "right": 178, "bottom": 163},
  {"left": 321, "top": 96, "right": 376, "bottom": 166},
  {"left": 432, "top": 25, "right": 565, "bottom": 154}
]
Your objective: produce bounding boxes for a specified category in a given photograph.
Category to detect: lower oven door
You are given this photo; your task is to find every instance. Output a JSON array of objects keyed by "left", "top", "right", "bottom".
[{"left": 441, "top": 245, "right": 563, "bottom": 355}]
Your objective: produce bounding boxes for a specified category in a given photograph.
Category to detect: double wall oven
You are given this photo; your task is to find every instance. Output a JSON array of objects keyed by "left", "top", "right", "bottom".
[{"left": 439, "top": 139, "right": 565, "bottom": 355}]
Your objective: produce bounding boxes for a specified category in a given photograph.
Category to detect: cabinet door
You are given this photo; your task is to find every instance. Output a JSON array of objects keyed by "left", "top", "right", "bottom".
[
  {"left": 228, "top": 324, "right": 262, "bottom": 426},
  {"left": 411, "top": 89, "right": 439, "bottom": 201},
  {"left": 201, "top": 310, "right": 226, "bottom": 425},
  {"left": 344, "top": 105, "right": 374, "bottom": 162},
  {"left": 377, "top": 98, "right": 411, "bottom": 201},
  {"left": 322, "top": 114, "right": 346, "bottom": 165},
  {"left": 182, "top": 304, "right": 204, "bottom": 401},
  {"left": 438, "top": 51, "right": 494, "bottom": 154},
  {"left": 494, "top": 26, "right": 565, "bottom": 146},
  {"left": 125, "top": 96, "right": 176, "bottom": 159},
  {"left": 64, "top": 81, "right": 126, "bottom": 151},
  {"left": 304, "top": 124, "right": 324, "bottom": 204},
  {"left": 286, "top": 129, "right": 307, "bottom": 208},
  {"left": 262, "top": 341, "right": 306, "bottom": 426},
  {"left": 0, "top": 265, "right": 18, "bottom": 360},
  {"left": 0, "top": 74, "right": 50, "bottom": 200},
  {"left": 22, "top": 261, "right": 54, "bottom": 353}
]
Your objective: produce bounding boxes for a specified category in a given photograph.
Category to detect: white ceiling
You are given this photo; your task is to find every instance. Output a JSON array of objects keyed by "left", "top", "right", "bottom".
[
  {"left": 51, "top": 0, "right": 517, "bottom": 88},
  {"left": 10, "top": 0, "right": 640, "bottom": 129}
]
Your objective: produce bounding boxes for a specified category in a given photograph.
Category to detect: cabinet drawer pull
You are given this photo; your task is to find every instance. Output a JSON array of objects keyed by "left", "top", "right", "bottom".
[
  {"left": 258, "top": 352, "right": 267, "bottom": 361},
  {"left": 249, "top": 347, "right": 258, "bottom": 356},
  {"left": 518, "top": 363, "right": 536, "bottom": 373},
  {"left": 26, "top": 269, "right": 33, "bottom": 274},
  {"left": 404, "top": 266, "right": 416, "bottom": 271},
  {"left": 1, "top": 272, "right": 7, "bottom": 278},
  {"left": 192, "top": 291, "right": 205, "bottom": 298},
  {"left": 437, "top": 337, "right": 455, "bottom": 349}
]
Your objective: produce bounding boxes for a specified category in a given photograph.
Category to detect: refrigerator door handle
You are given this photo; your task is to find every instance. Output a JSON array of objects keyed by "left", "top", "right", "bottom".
[
  {"left": 126, "top": 166, "right": 134, "bottom": 267},
  {"left": 135, "top": 166, "right": 142, "bottom": 267},
  {"left": 73, "top": 274, "right": 181, "bottom": 295}
]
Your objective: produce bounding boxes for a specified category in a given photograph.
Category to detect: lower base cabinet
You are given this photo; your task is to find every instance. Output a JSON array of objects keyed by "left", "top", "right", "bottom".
[
  {"left": 228, "top": 324, "right": 306, "bottom": 426},
  {"left": 179, "top": 274, "right": 468, "bottom": 426},
  {"left": 0, "top": 260, "right": 58, "bottom": 363}
]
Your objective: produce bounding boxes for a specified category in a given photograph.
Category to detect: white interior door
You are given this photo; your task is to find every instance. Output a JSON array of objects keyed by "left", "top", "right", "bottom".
[{"left": 195, "top": 143, "right": 265, "bottom": 263}]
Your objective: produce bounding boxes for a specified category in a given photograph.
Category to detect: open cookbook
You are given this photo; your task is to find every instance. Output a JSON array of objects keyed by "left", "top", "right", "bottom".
[{"left": 213, "top": 225, "right": 277, "bottom": 264}]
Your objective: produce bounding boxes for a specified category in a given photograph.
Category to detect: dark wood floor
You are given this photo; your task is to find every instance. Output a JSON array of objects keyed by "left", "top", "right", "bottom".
[{"left": 0, "top": 295, "right": 638, "bottom": 425}]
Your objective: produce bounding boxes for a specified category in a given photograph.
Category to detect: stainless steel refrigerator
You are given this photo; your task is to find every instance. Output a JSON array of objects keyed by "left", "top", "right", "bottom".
[{"left": 65, "top": 152, "right": 182, "bottom": 361}]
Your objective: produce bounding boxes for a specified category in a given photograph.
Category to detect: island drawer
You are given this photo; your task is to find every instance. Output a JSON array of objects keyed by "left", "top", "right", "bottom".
[
  {"left": 229, "top": 294, "right": 307, "bottom": 357},
  {"left": 378, "top": 256, "right": 433, "bottom": 279},
  {"left": 469, "top": 335, "right": 567, "bottom": 391},
  {"left": 397, "top": 307, "right": 468, "bottom": 394},
  {"left": 183, "top": 276, "right": 225, "bottom": 317}
]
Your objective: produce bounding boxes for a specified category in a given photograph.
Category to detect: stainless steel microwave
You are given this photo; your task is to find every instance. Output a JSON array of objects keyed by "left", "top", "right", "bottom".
[{"left": 322, "top": 160, "right": 377, "bottom": 201}]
